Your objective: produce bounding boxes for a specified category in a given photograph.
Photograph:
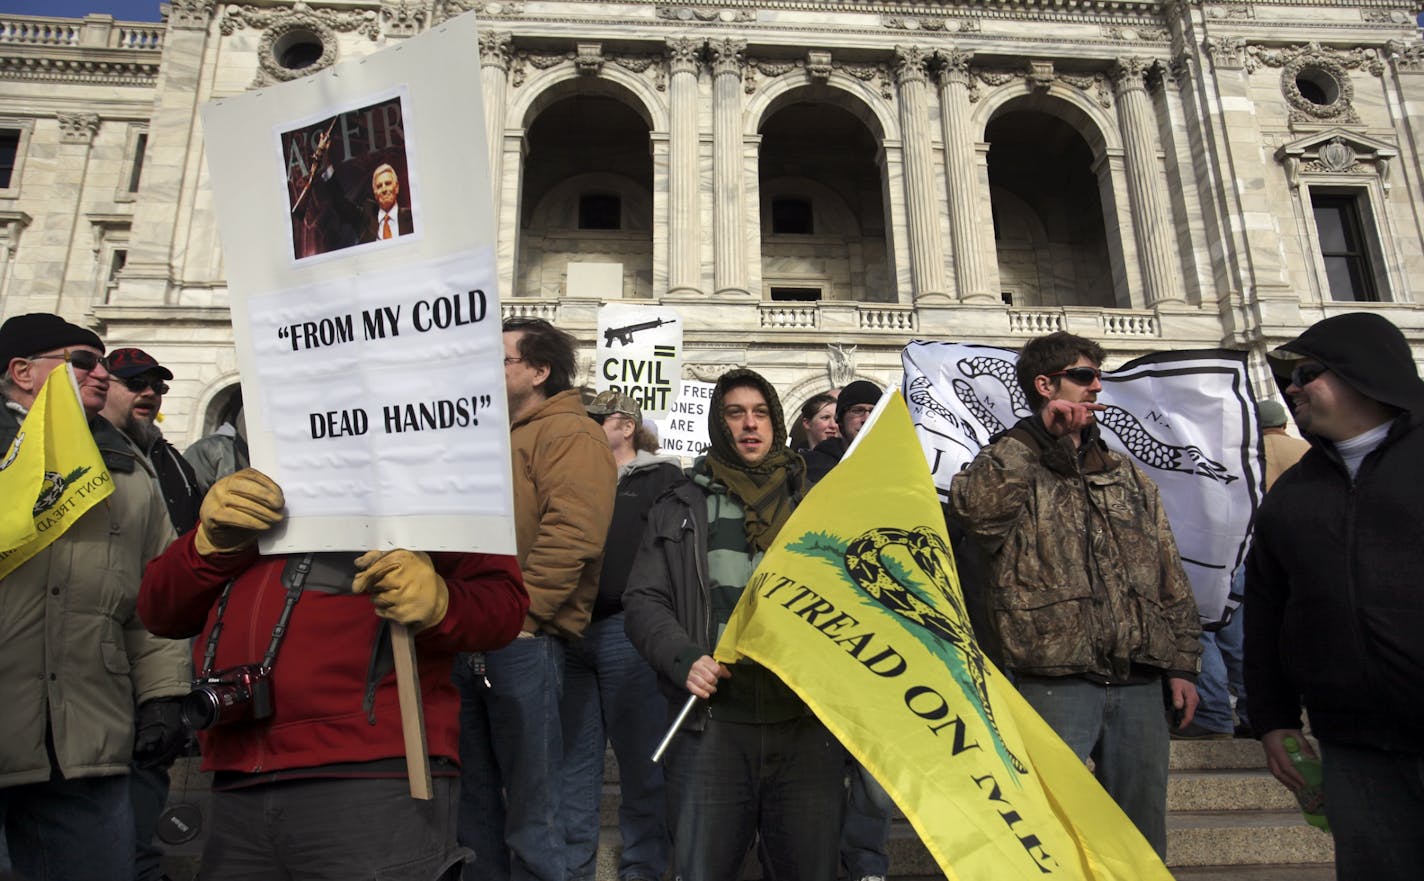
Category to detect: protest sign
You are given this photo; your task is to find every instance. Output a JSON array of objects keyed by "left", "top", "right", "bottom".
[
  {"left": 595, "top": 303, "right": 682, "bottom": 419},
  {"left": 901, "top": 342, "right": 1264, "bottom": 623},
  {"left": 654, "top": 380, "right": 713, "bottom": 459},
  {"left": 201, "top": 13, "right": 513, "bottom": 555}
]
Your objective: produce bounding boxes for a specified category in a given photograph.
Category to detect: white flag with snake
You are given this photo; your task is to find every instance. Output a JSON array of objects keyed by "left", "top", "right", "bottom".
[{"left": 902, "top": 341, "right": 1265, "bottom": 625}]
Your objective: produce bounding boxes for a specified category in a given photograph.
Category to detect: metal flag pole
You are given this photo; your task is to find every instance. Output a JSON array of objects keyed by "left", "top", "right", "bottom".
[{"left": 650, "top": 694, "right": 700, "bottom": 763}]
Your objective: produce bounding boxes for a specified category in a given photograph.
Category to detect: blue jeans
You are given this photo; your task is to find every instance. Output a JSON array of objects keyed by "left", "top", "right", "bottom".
[
  {"left": 1, "top": 772, "right": 134, "bottom": 881},
  {"left": 1015, "top": 676, "right": 1170, "bottom": 857},
  {"left": 1197, "top": 569, "right": 1248, "bottom": 734},
  {"left": 559, "top": 612, "right": 669, "bottom": 881},
  {"left": 456, "top": 634, "right": 567, "bottom": 881},
  {"left": 840, "top": 761, "right": 892, "bottom": 879},
  {"left": 663, "top": 715, "right": 846, "bottom": 881},
  {"left": 1319, "top": 739, "right": 1424, "bottom": 881}
]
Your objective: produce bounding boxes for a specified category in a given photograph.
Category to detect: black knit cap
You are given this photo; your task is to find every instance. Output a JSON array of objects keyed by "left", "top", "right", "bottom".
[
  {"left": 0, "top": 313, "right": 105, "bottom": 368},
  {"left": 1268, "top": 312, "right": 1424, "bottom": 415},
  {"left": 836, "top": 379, "right": 883, "bottom": 423}
]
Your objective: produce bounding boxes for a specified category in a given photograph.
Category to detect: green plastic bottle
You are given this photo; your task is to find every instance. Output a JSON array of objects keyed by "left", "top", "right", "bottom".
[{"left": 1282, "top": 736, "right": 1330, "bottom": 832}]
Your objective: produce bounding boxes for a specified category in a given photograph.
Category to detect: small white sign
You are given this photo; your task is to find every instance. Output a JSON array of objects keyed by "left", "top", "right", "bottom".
[
  {"left": 595, "top": 303, "right": 682, "bottom": 420},
  {"left": 654, "top": 380, "right": 714, "bottom": 459}
]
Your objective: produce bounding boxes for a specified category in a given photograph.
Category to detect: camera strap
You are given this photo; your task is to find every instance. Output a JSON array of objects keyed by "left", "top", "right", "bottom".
[{"left": 198, "top": 553, "right": 315, "bottom": 677}]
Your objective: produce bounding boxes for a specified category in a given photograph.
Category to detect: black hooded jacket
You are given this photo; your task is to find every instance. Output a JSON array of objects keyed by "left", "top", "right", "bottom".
[{"left": 1245, "top": 312, "right": 1424, "bottom": 753}]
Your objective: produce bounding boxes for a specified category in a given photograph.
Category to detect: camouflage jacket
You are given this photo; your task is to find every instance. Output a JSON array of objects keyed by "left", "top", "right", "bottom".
[{"left": 948, "top": 415, "right": 1201, "bottom": 681}]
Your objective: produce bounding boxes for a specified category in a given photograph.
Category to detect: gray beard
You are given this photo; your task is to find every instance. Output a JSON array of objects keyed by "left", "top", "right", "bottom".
[{"left": 122, "top": 415, "right": 161, "bottom": 449}]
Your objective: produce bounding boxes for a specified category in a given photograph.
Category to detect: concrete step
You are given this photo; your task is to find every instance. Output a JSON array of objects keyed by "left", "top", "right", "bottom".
[
  {"left": 1166, "top": 810, "right": 1335, "bottom": 868},
  {"left": 1169, "top": 737, "right": 1270, "bottom": 771},
  {"left": 1167, "top": 769, "right": 1298, "bottom": 812},
  {"left": 1172, "top": 865, "right": 1335, "bottom": 880}
]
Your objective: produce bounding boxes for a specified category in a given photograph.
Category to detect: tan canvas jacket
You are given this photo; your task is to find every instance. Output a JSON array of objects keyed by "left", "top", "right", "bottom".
[{"left": 509, "top": 389, "right": 616, "bottom": 638}]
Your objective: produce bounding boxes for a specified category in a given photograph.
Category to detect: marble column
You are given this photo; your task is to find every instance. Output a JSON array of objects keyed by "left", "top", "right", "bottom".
[
  {"left": 666, "top": 37, "right": 703, "bottom": 296},
  {"left": 115, "top": 0, "right": 215, "bottom": 304},
  {"left": 934, "top": 48, "right": 990, "bottom": 302},
  {"left": 479, "top": 30, "right": 512, "bottom": 217},
  {"left": 709, "top": 38, "right": 749, "bottom": 297},
  {"left": 1111, "top": 56, "right": 1184, "bottom": 306},
  {"left": 893, "top": 45, "right": 948, "bottom": 302}
]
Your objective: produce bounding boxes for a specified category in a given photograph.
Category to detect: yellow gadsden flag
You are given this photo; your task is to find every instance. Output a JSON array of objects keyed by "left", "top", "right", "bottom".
[
  {"left": 0, "top": 365, "right": 114, "bottom": 580},
  {"left": 714, "top": 390, "right": 1173, "bottom": 881}
]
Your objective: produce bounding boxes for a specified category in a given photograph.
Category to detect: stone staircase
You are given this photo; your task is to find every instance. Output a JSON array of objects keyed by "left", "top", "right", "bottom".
[{"left": 159, "top": 738, "right": 1335, "bottom": 880}]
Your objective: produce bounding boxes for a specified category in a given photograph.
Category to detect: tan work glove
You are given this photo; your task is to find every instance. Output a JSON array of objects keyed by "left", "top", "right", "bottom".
[
  {"left": 194, "top": 469, "right": 285, "bottom": 556},
  {"left": 352, "top": 549, "right": 450, "bottom": 634}
]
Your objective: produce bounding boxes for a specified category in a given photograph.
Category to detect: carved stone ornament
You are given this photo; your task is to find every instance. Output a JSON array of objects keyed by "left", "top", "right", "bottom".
[
  {"left": 1274, "top": 49, "right": 1361, "bottom": 125},
  {"left": 1026, "top": 59, "right": 1055, "bottom": 91},
  {"left": 509, "top": 49, "right": 575, "bottom": 88},
  {"left": 380, "top": 1, "right": 427, "bottom": 38},
  {"left": 575, "top": 42, "right": 604, "bottom": 75},
  {"left": 805, "top": 50, "right": 832, "bottom": 82},
  {"left": 254, "top": 17, "right": 341, "bottom": 85},
  {"left": 1204, "top": 3, "right": 1254, "bottom": 19},
  {"left": 167, "top": 0, "right": 215, "bottom": 30},
  {"left": 936, "top": 49, "right": 974, "bottom": 88},
  {"left": 57, "top": 112, "right": 100, "bottom": 144},
  {"left": 893, "top": 45, "right": 932, "bottom": 86},
  {"left": 1361, "top": 8, "right": 1412, "bottom": 23},
  {"left": 431, "top": 0, "right": 524, "bottom": 24},
  {"left": 666, "top": 37, "right": 704, "bottom": 77},
  {"left": 687, "top": 363, "right": 745, "bottom": 382},
  {"left": 656, "top": 4, "right": 756, "bottom": 23},
  {"left": 1203, "top": 35, "right": 1246, "bottom": 71},
  {"left": 222, "top": 2, "right": 379, "bottom": 41},
  {"left": 1318, "top": 137, "right": 1355, "bottom": 171},
  {"left": 708, "top": 38, "right": 746, "bottom": 78},
  {"left": 1110, "top": 55, "right": 1152, "bottom": 95},
  {"left": 1386, "top": 39, "right": 1424, "bottom": 74},
  {"left": 1276, "top": 128, "right": 1398, "bottom": 191},
  {"left": 827, "top": 344, "right": 857, "bottom": 387},
  {"left": 479, "top": 30, "right": 513, "bottom": 70}
]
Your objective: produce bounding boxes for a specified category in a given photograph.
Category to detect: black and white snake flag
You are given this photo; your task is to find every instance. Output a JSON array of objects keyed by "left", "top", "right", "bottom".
[{"left": 902, "top": 341, "right": 1266, "bottom": 625}]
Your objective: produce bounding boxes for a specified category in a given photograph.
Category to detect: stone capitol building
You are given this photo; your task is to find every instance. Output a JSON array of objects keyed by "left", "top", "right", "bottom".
[{"left": 0, "top": 0, "right": 1421, "bottom": 442}]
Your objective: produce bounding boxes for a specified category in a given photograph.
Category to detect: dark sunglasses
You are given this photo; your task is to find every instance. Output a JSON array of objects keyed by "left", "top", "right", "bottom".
[
  {"left": 1290, "top": 363, "right": 1329, "bottom": 389},
  {"left": 30, "top": 349, "right": 108, "bottom": 372},
  {"left": 123, "top": 376, "right": 169, "bottom": 395},
  {"left": 1045, "top": 366, "right": 1102, "bottom": 385}
]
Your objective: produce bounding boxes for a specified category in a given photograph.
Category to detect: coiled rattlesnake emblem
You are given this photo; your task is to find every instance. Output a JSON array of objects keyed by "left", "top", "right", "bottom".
[
  {"left": 913, "top": 357, "right": 1238, "bottom": 484},
  {"left": 844, "top": 526, "right": 1028, "bottom": 776}
]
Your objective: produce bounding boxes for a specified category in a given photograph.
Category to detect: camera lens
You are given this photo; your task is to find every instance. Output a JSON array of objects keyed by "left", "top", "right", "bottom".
[{"left": 181, "top": 688, "right": 222, "bottom": 730}]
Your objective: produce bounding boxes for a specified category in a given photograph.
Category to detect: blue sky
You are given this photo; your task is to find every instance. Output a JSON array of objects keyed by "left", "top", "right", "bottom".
[{"left": 1, "top": 0, "right": 165, "bottom": 21}]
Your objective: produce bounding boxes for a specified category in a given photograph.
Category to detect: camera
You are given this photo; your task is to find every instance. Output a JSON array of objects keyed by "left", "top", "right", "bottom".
[{"left": 182, "top": 665, "right": 273, "bottom": 730}]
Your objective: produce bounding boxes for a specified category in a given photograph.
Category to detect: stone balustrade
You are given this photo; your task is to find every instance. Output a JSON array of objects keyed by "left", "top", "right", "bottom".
[
  {"left": 502, "top": 300, "right": 560, "bottom": 322},
  {"left": 858, "top": 306, "right": 916, "bottom": 332},
  {"left": 1100, "top": 311, "right": 1160, "bottom": 337},
  {"left": 1007, "top": 309, "right": 1067, "bottom": 335},
  {"left": 759, "top": 304, "right": 819, "bottom": 328},
  {"left": 0, "top": 14, "right": 163, "bottom": 51}
]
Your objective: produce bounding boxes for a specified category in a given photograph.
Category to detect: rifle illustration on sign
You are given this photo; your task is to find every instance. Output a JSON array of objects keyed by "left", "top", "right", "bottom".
[{"left": 604, "top": 317, "right": 677, "bottom": 347}]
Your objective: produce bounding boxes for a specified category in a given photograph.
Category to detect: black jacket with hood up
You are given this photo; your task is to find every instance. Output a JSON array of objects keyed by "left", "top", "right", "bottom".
[{"left": 1245, "top": 312, "right": 1424, "bottom": 753}]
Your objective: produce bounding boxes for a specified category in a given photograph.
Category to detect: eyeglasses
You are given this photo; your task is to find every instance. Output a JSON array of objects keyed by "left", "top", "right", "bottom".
[
  {"left": 1045, "top": 366, "right": 1102, "bottom": 385},
  {"left": 503, "top": 356, "right": 525, "bottom": 366},
  {"left": 30, "top": 350, "right": 108, "bottom": 372},
  {"left": 123, "top": 376, "right": 169, "bottom": 395},
  {"left": 1290, "top": 363, "right": 1329, "bottom": 389},
  {"left": 844, "top": 405, "right": 875, "bottom": 419}
]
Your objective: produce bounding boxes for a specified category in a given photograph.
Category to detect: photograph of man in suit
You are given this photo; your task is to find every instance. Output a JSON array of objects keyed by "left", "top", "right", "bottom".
[{"left": 368, "top": 163, "right": 414, "bottom": 242}]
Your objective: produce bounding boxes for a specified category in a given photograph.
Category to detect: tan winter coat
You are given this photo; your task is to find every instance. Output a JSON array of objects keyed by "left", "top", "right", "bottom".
[
  {"left": 509, "top": 389, "right": 616, "bottom": 638},
  {"left": 949, "top": 417, "right": 1201, "bottom": 681},
  {"left": 0, "top": 411, "right": 188, "bottom": 787}
]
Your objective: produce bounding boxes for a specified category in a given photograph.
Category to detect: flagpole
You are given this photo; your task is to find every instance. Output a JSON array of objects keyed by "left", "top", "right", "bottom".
[{"left": 651, "top": 694, "right": 699, "bottom": 763}]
